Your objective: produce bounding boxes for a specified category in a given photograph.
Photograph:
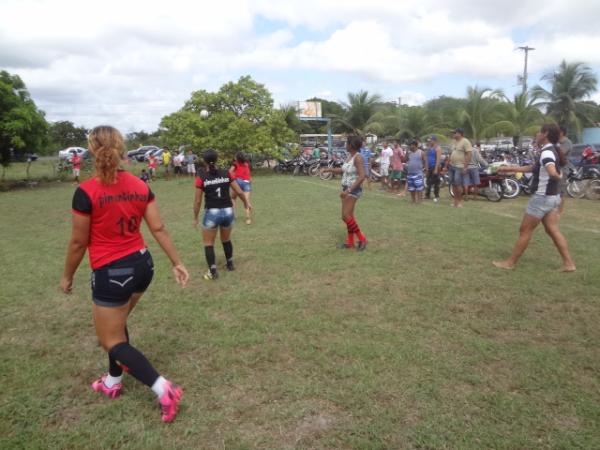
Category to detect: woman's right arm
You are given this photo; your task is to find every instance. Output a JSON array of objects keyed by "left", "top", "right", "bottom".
[
  {"left": 143, "top": 202, "right": 189, "bottom": 287},
  {"left": 60, "top": 213, "right": 91, "bottom": 293}
]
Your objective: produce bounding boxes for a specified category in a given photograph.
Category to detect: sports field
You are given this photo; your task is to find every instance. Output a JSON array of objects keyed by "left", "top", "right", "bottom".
[{"left": 1, "top": 174, "right": 599, "bottom": 449}]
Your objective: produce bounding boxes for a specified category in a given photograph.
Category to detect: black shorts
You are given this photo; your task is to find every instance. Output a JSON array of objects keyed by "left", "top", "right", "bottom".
[{"left": 91, "top": 249, "right": 154, "bottom": 307}]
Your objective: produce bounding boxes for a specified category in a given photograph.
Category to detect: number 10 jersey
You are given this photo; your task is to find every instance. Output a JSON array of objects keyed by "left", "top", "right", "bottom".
[{"left": 72, "top": 170, "right": 155, "bottom": 270}]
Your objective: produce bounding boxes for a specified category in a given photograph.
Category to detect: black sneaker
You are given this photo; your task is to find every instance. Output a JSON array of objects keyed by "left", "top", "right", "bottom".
[
  {"left": 226, "top": 260, "right": 235, "bottom": 271},
  {"left": 356, "top": 240, "right": 368, "bottom": 251}
]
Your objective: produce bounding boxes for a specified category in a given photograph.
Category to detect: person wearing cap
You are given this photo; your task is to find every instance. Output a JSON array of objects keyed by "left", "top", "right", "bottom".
[
  {"left": 405, "top": 139, "right": 428, "bottom": 203},
  {"left": 448, "top": 128, "right": 472, "bottom": 207},
  {"left": 424, "top": 135, "right": 442, "bottom": 202}
]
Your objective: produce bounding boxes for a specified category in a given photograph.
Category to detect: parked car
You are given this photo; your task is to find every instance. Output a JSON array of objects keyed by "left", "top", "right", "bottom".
[
  {"left": 58, "top": 146, "right": 87, "bottom": 160},
  {"left": 10, "top": 149, "right": 39, "bottom": 162},
  {"left": 127, "top": 145, "right": 160, "bottom": 162}
]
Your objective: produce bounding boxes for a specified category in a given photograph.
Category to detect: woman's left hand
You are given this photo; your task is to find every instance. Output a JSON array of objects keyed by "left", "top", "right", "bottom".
[{"left": 60, "top": 276, "right": 73, "bottom": 294}]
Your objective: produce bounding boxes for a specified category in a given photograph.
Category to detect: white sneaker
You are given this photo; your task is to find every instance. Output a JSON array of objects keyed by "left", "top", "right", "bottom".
[{"left": 433, "top": 198, "right": 439, "bottom": 203}]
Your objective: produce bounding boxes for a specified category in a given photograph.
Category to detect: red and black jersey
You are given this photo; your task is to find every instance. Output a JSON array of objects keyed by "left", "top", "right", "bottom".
[
  {"left": 230, "top": 161, "right": 251, "bottom": 181},
  {"left": 194, "top": 169, "right": 233, "bottom": 209},
  {"left": 72, "top": 171, "right": 155, "bottom": 270}
]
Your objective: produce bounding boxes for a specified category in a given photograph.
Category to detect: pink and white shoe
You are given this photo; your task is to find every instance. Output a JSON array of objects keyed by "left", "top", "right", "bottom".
[
  {"left": 159, "top": 381, "right": 183, "bottom": 423},
  {"left": 91, "top": 374, "right": 122, "bottom": 399}
]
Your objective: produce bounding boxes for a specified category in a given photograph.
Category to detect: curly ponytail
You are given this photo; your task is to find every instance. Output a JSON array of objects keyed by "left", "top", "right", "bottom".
[{"left": 88, "top": 125, "right": 125, "bottom": 185}]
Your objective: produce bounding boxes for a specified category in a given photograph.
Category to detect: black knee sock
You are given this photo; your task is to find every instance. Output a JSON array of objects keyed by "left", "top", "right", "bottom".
[
  {"left": 204, "top": 245, "right": 216, "bottom": 271},
  {"left": 108, "top": 342, "right": 159, "bottom": 388},
  {"left": 222, "top": 240, "right": 233, "bottom": 261},
  {"left": 107, "top": 326, "right": 130, "bottom": 377}
]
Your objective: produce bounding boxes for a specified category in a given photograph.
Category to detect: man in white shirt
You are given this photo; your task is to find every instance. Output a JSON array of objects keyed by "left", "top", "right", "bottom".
[{"left": 379, "top": 142, "right": 394, "bottom": 191}]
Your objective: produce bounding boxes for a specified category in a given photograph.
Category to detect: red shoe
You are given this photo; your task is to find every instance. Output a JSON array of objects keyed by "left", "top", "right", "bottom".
[
  {"left": 159, "top": 381, "right": 183, "bottom": 423},
  {"left": 91, "top": 374, "right": 122, "bottom": 399}
]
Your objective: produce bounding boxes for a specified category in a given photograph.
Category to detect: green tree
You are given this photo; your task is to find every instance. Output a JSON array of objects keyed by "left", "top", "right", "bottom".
[
  {"left": 48, "top": 121, "right": 88, "bottom": 151},
  {"left": 532, "top": 60, "right": 599, "bottom": 135},
  {"left": 0, "top": 71, "right": 48, "bottom": 175},
  {"left": 489, "top": 92, "right": 543, "bottom": 147},
  {"left": 459, "top": 86, "right": 504, "bottom": 140},
  {"left": 332, "top": 90, "right": 382, "bottom": 133},
  {"left": 125, "top": 130, "right": 161, "bottom": 149},
  {"left": 423, "top": 96, "right": 466, "bottom": 135},
  {"left": 160, "top": 76, "right": 294, "bottom": 161}
]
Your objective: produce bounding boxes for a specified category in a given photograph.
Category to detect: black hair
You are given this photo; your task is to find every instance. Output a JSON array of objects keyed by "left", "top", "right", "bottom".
[
  {"left": 346, "top": 135, "right": 362, "bottom": 152},
  {"left": 541, "top": 123, "right": 560, "bottom": 145},
  {"left": 559, "top": 124, "right": 568, "bottom": 135},
  {"left": 203, "top": 149, "right": 219, "bottom": 174},
  {"left": 235, "top": 151, "right": 247, "bottom": 163}
]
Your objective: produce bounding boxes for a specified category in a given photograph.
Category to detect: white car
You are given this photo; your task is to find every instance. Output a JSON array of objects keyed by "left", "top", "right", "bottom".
[{"left": 58, "top": 147, "right": 87, "bottom": 160}]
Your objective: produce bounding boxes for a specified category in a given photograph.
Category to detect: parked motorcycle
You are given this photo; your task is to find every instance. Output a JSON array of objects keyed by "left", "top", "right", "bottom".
[{"left": 449, "top": 170, "right": 506, "bottom": 202}]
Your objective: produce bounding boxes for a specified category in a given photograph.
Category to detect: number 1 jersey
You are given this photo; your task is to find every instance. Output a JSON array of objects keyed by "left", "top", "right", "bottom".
[
  {"left": 72, "top": 171, "right": 155, "bottom": 270},
  {"left": 195, "top": 169, "right": 233, "bottom": 209}
]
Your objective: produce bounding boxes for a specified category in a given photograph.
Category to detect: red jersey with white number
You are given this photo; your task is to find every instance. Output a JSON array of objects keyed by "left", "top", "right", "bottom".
[
  {"left": 230, "top": 161, "right": 251, "bottom": 181},
  {"left": 72, "top": 171, "right": 155, "bottom": 270}
]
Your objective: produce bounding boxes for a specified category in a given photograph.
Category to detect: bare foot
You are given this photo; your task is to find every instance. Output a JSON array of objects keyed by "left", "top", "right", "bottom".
[
  {"left": 558, "top": 265, "right": 576, "bottom": 272},
  {"left": 493, "top": 260, "right": 514, "bottom": 270}
]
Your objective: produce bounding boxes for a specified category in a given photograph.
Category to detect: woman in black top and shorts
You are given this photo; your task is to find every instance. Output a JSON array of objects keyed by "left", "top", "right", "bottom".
[
  {"left": 493, "top": 124, "right": 576, "bottom": 272},
  {"left": 194, "top": 149, "right": 252, "bottom": 280}
]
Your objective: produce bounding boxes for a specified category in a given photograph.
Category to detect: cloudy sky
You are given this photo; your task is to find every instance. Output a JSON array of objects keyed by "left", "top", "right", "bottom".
[{"left": 2, "top": 0, "right": 599, "bottom": 133}]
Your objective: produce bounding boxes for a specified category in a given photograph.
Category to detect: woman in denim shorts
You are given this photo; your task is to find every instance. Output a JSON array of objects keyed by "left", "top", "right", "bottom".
[
  {"left": 320, "top": 135, "right": 368, "bottom": 251},
  {"left": 493, "top": 124, "right": 575, "bottom": 272},
  {"left": 194, "top": 149, "right": 252, "bottom": 280}
]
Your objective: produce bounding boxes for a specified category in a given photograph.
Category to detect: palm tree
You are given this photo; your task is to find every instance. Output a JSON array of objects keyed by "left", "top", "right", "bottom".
[
  {"left": 459, "top": 86, "right": 505, "bottom": 141},
  {"left": 532, "top": 60, "right": 598, "bottom": 133},
  {"left": 489, "top": 92, "right": 543, "bottom": 147},
  {"left": 332, "top": 90, "right": 382, "bottom": 134}
]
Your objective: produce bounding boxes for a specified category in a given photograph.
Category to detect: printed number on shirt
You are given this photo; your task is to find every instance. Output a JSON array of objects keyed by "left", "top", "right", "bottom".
[
  {"left": 116, "top": 216, "right": 140, "bottom": 236},
  {"left": 216, "top": 187, "right": 221, "bottom": 198}
]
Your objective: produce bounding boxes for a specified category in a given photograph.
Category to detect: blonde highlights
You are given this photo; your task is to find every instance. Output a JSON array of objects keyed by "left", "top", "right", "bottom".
[{"left": 88, "top": 125, "right": 125, "bottom": 185}]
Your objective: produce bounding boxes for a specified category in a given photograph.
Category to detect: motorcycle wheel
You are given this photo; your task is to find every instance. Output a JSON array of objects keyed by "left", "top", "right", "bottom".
[
  {"left": 502, "top": 178, "right": 520, "bottom": 199},
  {"left": 485, "top": 181, "right": 504, "bottom": 202},
  {"left": 566, "top": 180, "right": 587, "bottom": 199},
  {"left": 585, "top": 179, "right": 600, "bottom": 200},
  {"left": 319, "top": 170, "right": 333, "bottom": 181},
  {"left": 308, "top": 163, "right": 320, "bottom": 177}
]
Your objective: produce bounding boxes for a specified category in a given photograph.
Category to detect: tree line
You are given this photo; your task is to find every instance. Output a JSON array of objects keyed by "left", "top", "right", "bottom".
[{"left": 1, "top": 60, "right": 598, "bottom": 169}]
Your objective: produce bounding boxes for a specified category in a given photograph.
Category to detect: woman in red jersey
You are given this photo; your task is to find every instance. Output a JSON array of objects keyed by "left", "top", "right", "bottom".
[
  {"left": 60, "top": 126, "right": 189, "bottom": 423},
  {"left": 229, "top": 151, "right": 253, "bottom": 225}
]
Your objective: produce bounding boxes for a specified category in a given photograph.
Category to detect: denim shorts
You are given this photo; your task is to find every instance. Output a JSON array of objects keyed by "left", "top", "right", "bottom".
[
  {"left": 236, "top": 178, "right": 252, "bottom": 192},
  {"left": 526, "top": 194, "right": 561, "bottom": 219},
  {"left": 91, "top": 249, "right": 154, "bottom": 307},
  {"left": 463, "top": 167, "right": 480, "bottom": 186},
  {"left": 407, "top": 173, "right": 424, "bottom": 192},
  {"left": 203, "top": 207, "right": 235, "bottom": 229},
  {"left": 448, "top": 165, "right": 465, "bottom": 186},
  {"left": 342, "top": 185, "right": 363, "bottom": 198}
]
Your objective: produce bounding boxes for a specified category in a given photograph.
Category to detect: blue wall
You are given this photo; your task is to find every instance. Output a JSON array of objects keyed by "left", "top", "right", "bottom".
[{"left": 582, "top": 128, "right": 600, "bottom": 143}]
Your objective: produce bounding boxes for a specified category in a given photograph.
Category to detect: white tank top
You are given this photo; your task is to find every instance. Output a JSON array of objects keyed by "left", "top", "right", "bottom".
[{"left": 341, "top": 154, "right": 358, "bottom": 187}]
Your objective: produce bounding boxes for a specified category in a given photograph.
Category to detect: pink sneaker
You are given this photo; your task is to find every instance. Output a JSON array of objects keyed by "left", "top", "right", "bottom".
[
  {"left": 159, "top": 381, "right": 183, "bottom": 423},
  {"left": 91, "top": 374, "right": 122, "bottom": 399}
]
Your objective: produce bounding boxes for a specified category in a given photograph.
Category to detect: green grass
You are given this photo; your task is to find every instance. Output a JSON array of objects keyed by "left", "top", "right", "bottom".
[{"left": 0, "top": 175, "right": 599, "bottom": 449}]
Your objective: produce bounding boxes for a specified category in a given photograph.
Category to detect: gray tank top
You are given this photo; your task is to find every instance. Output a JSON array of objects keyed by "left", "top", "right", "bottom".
[{"left": 406, "top": 150, "right": 423, "bottom": 174}]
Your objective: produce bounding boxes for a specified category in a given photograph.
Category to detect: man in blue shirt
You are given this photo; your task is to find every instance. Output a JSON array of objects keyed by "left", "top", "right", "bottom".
[{"left": 360, "top": 140, "right": 373, "bottom": 190}]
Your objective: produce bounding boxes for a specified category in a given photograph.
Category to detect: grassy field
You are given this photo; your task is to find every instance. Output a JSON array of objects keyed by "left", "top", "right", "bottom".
[{"left": 0, "top": 174, "right": 599, "bottom": 449}]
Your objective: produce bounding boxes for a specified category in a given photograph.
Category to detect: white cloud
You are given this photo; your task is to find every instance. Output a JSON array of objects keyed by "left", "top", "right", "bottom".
[{"left": 1, "top": 0, "right": 599, "bottom": 130}]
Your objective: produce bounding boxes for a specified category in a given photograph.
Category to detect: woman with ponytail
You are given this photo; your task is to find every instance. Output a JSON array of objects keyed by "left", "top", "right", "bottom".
[
  {"left": 193, "top": 149, "right": 251, "bottom": 280},
  {"left": 320, "top": 135, "right": 368, "bottom": 250},
  {"left": 60, "top": 125, "right": 189, "bottom": 423}
]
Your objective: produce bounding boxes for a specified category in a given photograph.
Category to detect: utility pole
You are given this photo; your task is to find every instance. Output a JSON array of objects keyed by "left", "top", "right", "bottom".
[{"left": 518, "top": 46, "right": 535, "bottom": 94}]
